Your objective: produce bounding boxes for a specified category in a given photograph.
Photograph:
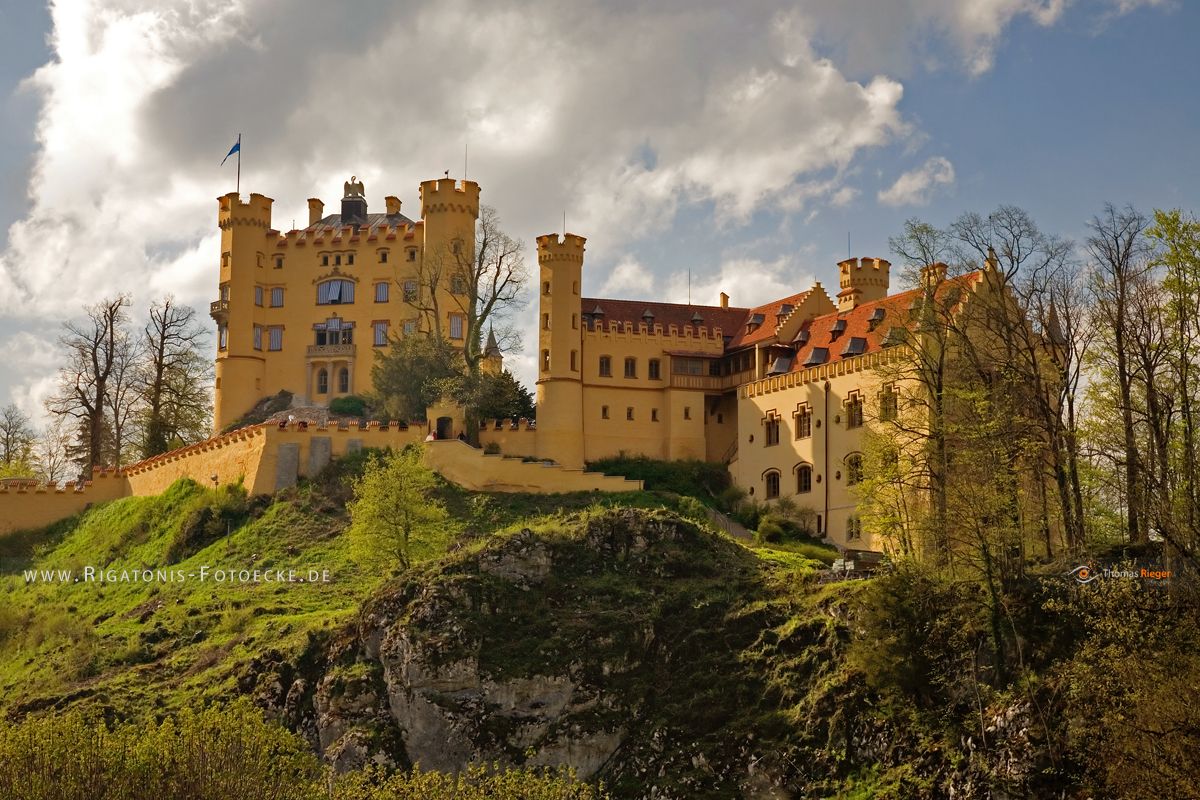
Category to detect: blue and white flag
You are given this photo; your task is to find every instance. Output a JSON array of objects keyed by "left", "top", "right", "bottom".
[{"left": 221, "top": 138, "right": 240, "bottom": 166}]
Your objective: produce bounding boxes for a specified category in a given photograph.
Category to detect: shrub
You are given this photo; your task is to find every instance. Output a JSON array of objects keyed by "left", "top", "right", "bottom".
[
  {"left": 330, "top": 395, "right": 369, "bottom": 418},
  {"left": 587, "top": 455, "right": 731, "bottom": 503},
  {"left": 756, "top": 518, "right": 786, "bottom": 544},
  {"left": 483, "top": 441, "right": 501, "bottom": 455},
  {"left": 332, "top": 763, "right": 608, "bottom": 800}
]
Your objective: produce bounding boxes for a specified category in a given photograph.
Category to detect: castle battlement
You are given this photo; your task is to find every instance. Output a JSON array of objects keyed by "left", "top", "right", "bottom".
[
  {"left": 536, "top": 233, "right": 586, "bottom": 264},
  {"left": 218, "top": 192, "right": 274, "bottom": 230},
  {"left": 419, "top": 178, "right": 481, "bottom": 216},
  {"left": 480, "top": 417, "right": 536, "bottom": 432}
]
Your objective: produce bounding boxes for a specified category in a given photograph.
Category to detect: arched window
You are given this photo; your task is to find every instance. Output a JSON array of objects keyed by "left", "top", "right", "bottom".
[
  {"left": 316, "top": 368, "right": 329, "bottom": 394},
  {"left": 796, "top": 464, "right": 812, "bottom": 494},
  {"left": 317, "top": 279, "right": 355, "bottom": 305},
  {"left": 846, "top": 453, "right": 864, "bottom": 485},
  {"left": 765, "top": 470, "right": 781, "bottom": 499},
  {"left": 338, "top": 368, "right": 349, "bottom": 393}
]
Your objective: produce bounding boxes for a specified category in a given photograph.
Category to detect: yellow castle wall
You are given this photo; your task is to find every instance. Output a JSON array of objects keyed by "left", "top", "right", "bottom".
[
  {"left": 424, "top": 440, "right": 642, "bottom": 494},
  {"left": 0, "top": 470, "right": 131, "bottom": 537}
]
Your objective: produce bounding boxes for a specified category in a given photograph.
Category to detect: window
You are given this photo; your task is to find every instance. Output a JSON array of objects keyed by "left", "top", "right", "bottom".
[
  {"left": 268, "top": 327, "right": 283, "bottom": 351},
  {"left": 270, "top": 287, "right": 284, "bottom": 307},
  {"left": 316, "top": 369, "right": 329, "bottom": 394},
  {"left": 648, "top": 359, "right": 661, "bottom": 380},
  {"left": 451, "top": 276, "right": 467, "bottom": 294},
  {"left": 322, "top": 254, "right": 329, "bottom": 266},
  {"left": 626, "top": 407, "right": 634, "bottom": 421},
  {"left": 672, "top": 357, "right": 706, "bottom": 375},
  {"left": 684, "top": 406, "right": 691, "bottom": 420},
  {"left": 400, "top": 280, "right": 417, "bottom": 302},
  {"left": 880, "top": 388, "right": 899, "bottom": 422},
  {"left": 274, "top": 255, "right": 283, "bottom": 269},
  {"left": 797, "top": 465, "right": 812, "bottom": 494},
  {"left": 847, "top": 516, "right": 862, "bottom": 541},
  {"left": 624, "top": 357, "right": 637, "bottom": 378},
  {"left": 599, "top": 356, "right": 612, "bottom": 377},
  {"left": 846, "top": 454, "right": 864, "bottom": 486},
  {"left": 572, "top": 313, "right": 578, "bottom": 330},
  {"left": 543, "top": 281, "right": 551, "bottom": 295},
  {"left": 346, "top": 253, "right": 354, "bottom": 266},
  {"left": 651, "top": 409, "right": 659, "bottom": 422},
  {"left": 795, "top": 405, "right": 812, "bottom": 439},
  {"left": 338, "top": 368, "right": 349, "bottom": 393},
  {"left": 379, "top": 250, "right": 388, "bottom": 264},
  {"left": 220, "top": 283, "right": 230, "bottom": 302},
  {"left": 317, "top": 279, "right": 355, "bottom": 305},
  {"left": 570, "top": 350, "right": 577, "bottom": 371},
  {"left": 373, "top": 321, "right": 389, "bottom": 346},
  {"left": 407, "top": 249, "right": 417, "bottom": 262},
  {"left": 572, "top": 280, "right": 578, "bottom": 295},
  {"left": 765, "top": 471, "right": 780, "bottom": 499},
  {"left": 601, "top": 405, "right": 609, "bottom": 419},
  {"left": 334, "top": 254, "right": 341, "bottom": 266},
  {"left": 314, "top": 319, "right": 353, "bottom": 346},
  {"left": 543, "top": 313, "right": 551, "bottom": 330},
  {"left": 403, "top": 320, "right": 417, "bottom": 336},
  {"left": 846, "top": 394, "right": 864, "bottom": 429},
  {"left": 541, "top": 349, "right": 550, "bottom": 371},
  {"left": 253, "top": 325, "right": 263, "bottom": 350},
  {"left": 254, "top": 286, "right": 263, "bottom": 306},
  {"left": 765, "top": 416, "right": 780, "bottom": 447},
  {"left": 218, "top": 325, "right": 228, "bottom": 350},
  {"left": 449, "top": 314, "right": 464, "bottom": 339},
  {"left": 374, "top": 282, "right": 389, "bottom": 302}
]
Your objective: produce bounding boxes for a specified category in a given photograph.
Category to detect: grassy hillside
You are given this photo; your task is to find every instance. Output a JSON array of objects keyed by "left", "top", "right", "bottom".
[{"left": 0, "top": 455, "right": 694, "bottom": 720}]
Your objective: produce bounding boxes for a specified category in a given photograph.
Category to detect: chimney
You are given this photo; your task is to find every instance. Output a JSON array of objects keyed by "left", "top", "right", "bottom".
[
  {"left": 307, "top": 198, "right": 324, "bottom": 226},
  {"left": 720, "top": 291, "right": 729, "bottom": 309},
  {"left": 385, "top": 195, "right": 402, "bottom": 215},
  {"left": 921, "top": 262, "right": 948, "bottom": 287}
]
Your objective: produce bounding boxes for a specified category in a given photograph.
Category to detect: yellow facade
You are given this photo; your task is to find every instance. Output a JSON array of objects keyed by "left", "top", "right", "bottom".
[{"left": 211, "top": 177, "right": 492, "bottom": 432}]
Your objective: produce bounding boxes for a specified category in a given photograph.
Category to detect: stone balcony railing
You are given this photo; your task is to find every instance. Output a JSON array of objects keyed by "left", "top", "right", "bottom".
[
  {"left": 209, "top": 299, "right": 229, "bottom": 321},
  {"left": 306, "top": 343, "right": 356, "bottom": 358}
]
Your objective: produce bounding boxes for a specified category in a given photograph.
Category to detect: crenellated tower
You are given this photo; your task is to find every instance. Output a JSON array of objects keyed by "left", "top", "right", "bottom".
[
  {"left": 419, "top": 177, "right": 480, "bottom": 275},
  {"left": 212, "top": 192, "right": 274, "bottom": 432},
  {"left": 534, "top": 233, "right": 586, "bottom": 468},
  {"left": 836, "top": 256, "right": 891, "bottom": 312}
]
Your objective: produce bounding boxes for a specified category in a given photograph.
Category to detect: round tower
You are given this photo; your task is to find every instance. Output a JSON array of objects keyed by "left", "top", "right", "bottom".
[
  {"left": 212, "top": 192, "right": 273, "bottom": 433},
  {"left": 418, "top": 177, "right": 480, "bottom": 278},
  {"left": 534, "top": 233, "right": 586, "bottom": 468}
]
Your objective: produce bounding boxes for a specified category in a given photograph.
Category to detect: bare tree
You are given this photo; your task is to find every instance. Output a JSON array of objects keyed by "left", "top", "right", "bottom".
[
  {"left": 0, "top": 403, "right": 35, "bottom": 467},
  {"left": 45, "top": 296, "right": 132, "bottom": 472},
  {"left": 413, "top": 205, "right": 528, "bottom": 373},
  {"left": 139, "top": 297, "right": 212, "bottom": 458},
  {"left": 1087, "top": 205, "right": 1152, "bottom": 543},
  {"left": 107, "top": 325, "right": 143, "bottom": 466},
  {"left": 33, "top": 416, "right": 73, "bottom": 485}
]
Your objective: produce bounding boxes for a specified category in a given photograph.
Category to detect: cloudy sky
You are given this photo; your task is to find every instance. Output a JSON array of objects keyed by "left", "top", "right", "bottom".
[{"left": 0, "top": 0, "right": 1197, "bottom": 426}]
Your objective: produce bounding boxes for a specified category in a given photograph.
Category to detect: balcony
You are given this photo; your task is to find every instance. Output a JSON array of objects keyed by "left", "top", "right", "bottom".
[
  {"left": 209, "top": 299, "right": 229, "bottom": 322},
  {"left": 306, "top": 343, "right": 356, "bottom": 359}
]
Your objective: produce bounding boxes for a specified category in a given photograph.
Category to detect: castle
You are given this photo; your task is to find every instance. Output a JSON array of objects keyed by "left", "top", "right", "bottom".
[
  {"left": 211, "top": 176, "right": 499, "bottom": 432},
  {"left": 209, "top": 174, "right": 1021, "bottom": 552}
]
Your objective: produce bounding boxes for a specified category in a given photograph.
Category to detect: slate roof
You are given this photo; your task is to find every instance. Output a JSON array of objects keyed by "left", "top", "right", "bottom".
[{"left": 304, "top": 212, "right": 417, "bottom": 233}]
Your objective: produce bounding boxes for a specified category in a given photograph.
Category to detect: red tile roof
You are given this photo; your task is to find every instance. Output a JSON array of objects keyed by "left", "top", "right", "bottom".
[
  {"left": 726, "top": 290, "right": 814, "bottom": 348},
  {"left": 581, "top": 297, "right": 749, "bottom": 338},
  {"left": 788, "top": 272, "right": 982, "bottom": 373}
]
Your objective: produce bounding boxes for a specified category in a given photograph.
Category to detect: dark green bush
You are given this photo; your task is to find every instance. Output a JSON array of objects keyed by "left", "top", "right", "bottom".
[
  {"left": 586, "top": 455, "right": 731, "bottom": 505},
  {"left": 330, "top": 395, "right": 369, "bottom": 418}
]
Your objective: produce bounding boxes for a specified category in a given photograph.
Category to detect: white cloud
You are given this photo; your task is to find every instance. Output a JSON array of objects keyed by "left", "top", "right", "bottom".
[
  {"left": 877, "top": 156, "right": 956, "bottom": 207},
  {"left": 0, "top": 328, "right": 61, "bottom": 426},
  {"left": 599, "top": 257, "right": 655, "bottom": 298},
  {"left": 666, "top": 256, "right": 818, "bottom": 310},
  {"left": 0, "top": 0, "right": 1112, "bottom": 398}
]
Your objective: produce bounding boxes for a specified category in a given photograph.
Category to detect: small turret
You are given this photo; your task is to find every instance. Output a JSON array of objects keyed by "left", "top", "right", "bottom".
[
  {"left": 836, "top": 256, "right": 891, "bottom": 312},
  {"left": 534, "top": 232, "right": 586, "bottom": 468}
]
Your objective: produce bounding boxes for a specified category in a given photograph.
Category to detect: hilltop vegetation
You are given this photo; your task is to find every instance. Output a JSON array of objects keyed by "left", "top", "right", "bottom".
[{"left": 0, "top": 454, "right": 1197, "bottom": 798}]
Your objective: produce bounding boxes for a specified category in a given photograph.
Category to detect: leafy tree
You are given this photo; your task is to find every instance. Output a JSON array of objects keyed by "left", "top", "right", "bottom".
[
  {"left": 371, "top": 334, "right": 464, "bottom": 422},
  {"left": 348, "top": 447, "right": 451, "bottom": 569}
]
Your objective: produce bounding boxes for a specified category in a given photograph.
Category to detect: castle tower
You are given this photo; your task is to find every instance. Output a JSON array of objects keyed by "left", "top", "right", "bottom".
[
  {"left": 836, "top": 257, "right": 891, "bottom": 312},
  {"left": 534, "top": 233, "right": 586, "bottom": 468},
  {"left": 419, "top": 177, "right": 480, "bottom": 279},
  {"left": 212, "top": 192, "right": 274, "bottom": 432}
]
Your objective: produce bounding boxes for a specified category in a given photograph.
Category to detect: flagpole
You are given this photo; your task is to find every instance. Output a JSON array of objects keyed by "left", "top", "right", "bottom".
[{"left": 236, "top": 133, "right": 242, "bottom": 196}]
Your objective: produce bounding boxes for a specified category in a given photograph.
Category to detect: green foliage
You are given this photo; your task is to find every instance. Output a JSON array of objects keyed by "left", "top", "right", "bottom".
[
  {"left": 586, "top": 455, "right": 731, "bottom": 506},
  {"left": 348, "top": 447, "right": 453, "bottom": 569},
  {"left": 329, "top": 395, "right": 370, "bottom": 418},
  {"left": 0, "top": 700, "right": 321, "bottom": 800},
  {"left": 165, "top": 484, "right": 251, "bottom": 563},
  {"left": 468, "top": 370, "right": 536, "bottom": 421},
  {"left": 332, "top": 763, "right": 607, "bottom": 799},
  {"left": 483, "top": 441, "right": 501, "bottom": 454},
  {"left": 372, "top": 335, "right": 465, "bottom": 421}
]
